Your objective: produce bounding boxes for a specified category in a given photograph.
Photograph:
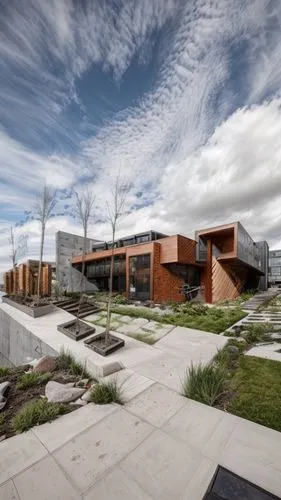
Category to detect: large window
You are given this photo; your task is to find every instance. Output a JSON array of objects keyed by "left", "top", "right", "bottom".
[{"left": 129, "top": 254, "right": 151, "bottom": 301}]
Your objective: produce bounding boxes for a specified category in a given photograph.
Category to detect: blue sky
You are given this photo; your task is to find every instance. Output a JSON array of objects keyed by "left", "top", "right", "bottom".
[{"left": 1, "top": 0, "right": 281, "bottom": 276}]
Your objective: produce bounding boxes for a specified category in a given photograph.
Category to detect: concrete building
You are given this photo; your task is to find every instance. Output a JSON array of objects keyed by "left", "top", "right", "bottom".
[
  {"left": 55, "top": 231, "right": 100, "bottom": 292},
  {"left": 72, "top": 222, "right": 269, "bottom": 304},
  {"left": 268, "top": 249, "right": 281, "bottom": 285}
]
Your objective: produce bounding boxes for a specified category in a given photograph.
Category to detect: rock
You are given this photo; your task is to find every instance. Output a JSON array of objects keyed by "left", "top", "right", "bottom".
[
  {"left": 81, "top": 389, "right": 93, "bottom": 402},
  {"left": 70, "top": 398, "right": 88, "bottom": 406},
  {"left": 226, "top": 345, "right": 240, "bottom": 354},
  {"left": 33, "top": 356, "right": 57, "bottom": 373},
  {"left": 0, "top": 381, "right": 11, "bottom": 399},
  {"left": 0, "top": 435, "right": 6, "bottom": 442},
  {"left": 26, "top": 358, "right": 39, "bottom": 368},
  {"left": 235, "top": 337, "right": 246, "bottom": 343},
  {"left": 45, "top": 381, "right": 86, "bottom": 403},
  {"left": 0, "top": 381, "right": 10, "bottom": 410}
]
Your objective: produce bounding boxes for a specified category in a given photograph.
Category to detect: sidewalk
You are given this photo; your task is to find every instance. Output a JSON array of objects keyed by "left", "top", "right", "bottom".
[{"left": 1, "top": 382, "right": 281, "bottom": 499}]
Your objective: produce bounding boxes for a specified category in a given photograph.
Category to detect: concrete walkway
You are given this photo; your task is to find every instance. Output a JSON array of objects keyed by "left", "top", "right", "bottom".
[
  {"left": 1, "top": 383, "right": 281, "bottom": 499},
  {"left": 242, "top": 289, "right": 279, "bottom": 311}
]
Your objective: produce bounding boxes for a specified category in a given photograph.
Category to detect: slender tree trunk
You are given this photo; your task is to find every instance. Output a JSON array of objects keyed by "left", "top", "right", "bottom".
[
  {"left": 105, "top": 224, "right": 115, "bottom": 344},
  {"left": 37, "top": 222, "right": 45, "bottom": 303},
  {"left": 76, "top": 225, "right": 87, "bottom": 322}
]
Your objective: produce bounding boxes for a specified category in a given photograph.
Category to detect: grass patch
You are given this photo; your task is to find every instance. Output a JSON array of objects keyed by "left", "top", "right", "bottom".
[
  {"left": 128, "top": 332, "right": 157, "bottom": 345},
  {"left": 0, "top": 414, "right": 5, "bottom": 425},
  {"left": 12, "top": 398, "right": 70, "bottom": 434},
  {"left": 182, "top": 363, "right": 226, "bottom": 406},
  {"left": 112, "top": 304, "right": 246, "bottom": 334},
  {"left": 0, "top": 366, "right": 12, "bottom": 377},
  {"left": 57, "top": 349, "right": 91, "bottom": 379},
  {"left": 90, "top": 380, "right": 124, "bottom": 405},
  {"left": 16, "top": 372, "right": 53, "bottom": 390},
  {"left": 228, "top": 356, "right": 281, "bottom": 432}
]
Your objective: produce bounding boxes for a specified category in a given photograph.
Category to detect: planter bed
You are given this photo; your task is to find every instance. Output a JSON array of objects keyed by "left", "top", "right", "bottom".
[
  {"left": 57, "top": 319, "right": 96, "bottom": 341},
  {"left": 84, "top": 333, "right": 125, "bottom": 356},
  {"left": 2, "top": 296, "right": 54, "bottom": 318}
]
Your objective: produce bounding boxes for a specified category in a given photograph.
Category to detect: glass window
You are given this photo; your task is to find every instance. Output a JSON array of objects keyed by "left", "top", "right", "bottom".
[
  {"left": 129, "top": 254, "right": 151, "bottom": 301},
  {"left": 136, "top": 235, "right": 150, "bottom": 243}
]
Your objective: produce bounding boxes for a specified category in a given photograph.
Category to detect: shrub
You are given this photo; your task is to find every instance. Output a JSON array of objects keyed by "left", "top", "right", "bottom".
[
  {"left": 90, "top": 380, "right": 124, "bottom": 405},
  {"left": 57, "top": 349, "right": 91, "bottom": 379},
  {"left": 0, "top": 366, "right": 11, "bottom": 377},
  {"left": 12, "top": 398, "right": 70, "bottom": 433},
  {"left": 113, "top": 294, "right": 128, "bottom": 305},
  {"left": 182, "top": 363, "right": 226, "bottom": 406},
  {"left": 16, "top": 372, "right": 53, "bottom": 390},
  {"left": 0, "top": 414, "right": 5, "bottom": 426},
  {"left": 242, "top": 323, "right": 273, "bottom": 344}
]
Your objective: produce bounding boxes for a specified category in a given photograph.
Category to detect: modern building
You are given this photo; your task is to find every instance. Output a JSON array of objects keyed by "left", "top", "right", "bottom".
[
  {"left": 72, "top": 223, "right": 269, "bottom": 304},
  {"left": 268, "top": 249, "right": 281, "bottom": 285},
  {"left": 55, "top": 231, "right": 100, "bottom": 292},
  {"left": 3, "top": 260, "right": 52, "bottom": 297}
]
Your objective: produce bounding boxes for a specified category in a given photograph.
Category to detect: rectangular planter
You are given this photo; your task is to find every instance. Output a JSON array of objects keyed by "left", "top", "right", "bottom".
[
  {"left": 84, "top": 333, "right": 125, "bottom": 356},
  {"left": 57, "top": 319, "right": 96, "bottom": 341},
  {"left": 2, "top": 296, "right": 54, "bottom": 318}
]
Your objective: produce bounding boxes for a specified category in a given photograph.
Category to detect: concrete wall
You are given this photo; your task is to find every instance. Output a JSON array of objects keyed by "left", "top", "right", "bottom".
[
  {"left": 0, "top": 308, "right": 57, "bottom": 367},
  {"left": 56, "top": 231, "right": 100, "bottom": 292}
]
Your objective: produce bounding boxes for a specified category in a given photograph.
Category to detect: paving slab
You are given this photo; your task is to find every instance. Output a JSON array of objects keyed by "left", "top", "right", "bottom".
[
  {"left": 13, "top": 456, "right": 78, "bottom": 500},
  {"left": 182, "top": 457, "right": 217, "bottom": 500},
  {"left": 120, "top": 429, "right": 203, "bottom": 500},
  {"left": 131, "top": 317, "right": 150, "bottom": 327},
  {"left": 32, "top": 403, "right": 117, "bottom": 452},
  {"left": 246, "top": 345, "right": 281, "bottom": 362},
  {"left": 163, "top": 398, "right": 236, "bottom": 460},
  {"left": 0, "top": 480, "right": 20, "bottom": 500},
  {"left": 117, "top": 323, "right": 140, "bottom": 335},
  {"left": 84, "top": 467, "right": 154, "bottom": 500},
  {"left": 220, "top": 418, "right": 281, "bottom": 498},
  {"left": 84, "top": 313, "right": 102, "bottom": 322},
  {"left": 103, "top": 369, "right": 155, "bottom": 402},
  {"left": 126, "top": 382, "right": 187, "bottom": 427},
  {"left": 0, "top": 431, "right": 47, "bottom": 485},
  {"left": 118, "top": 315, "right": 134, "bottom": 324},
  {"left": 54, "top": 408, "right": 153, "bottom": 492}
]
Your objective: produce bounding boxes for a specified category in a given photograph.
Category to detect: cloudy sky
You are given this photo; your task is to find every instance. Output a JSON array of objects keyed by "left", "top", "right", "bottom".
[{"left": 1, "top": 0, "right": 281, "bottom": 279}]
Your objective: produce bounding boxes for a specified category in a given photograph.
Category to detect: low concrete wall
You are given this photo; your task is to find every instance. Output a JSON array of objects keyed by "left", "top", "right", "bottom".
[
  {"left": 0, "top": 308, "right": 58, "bottom": 367},
  {"left": 2, "top": 296, "right": 55, "bottom": 317}
]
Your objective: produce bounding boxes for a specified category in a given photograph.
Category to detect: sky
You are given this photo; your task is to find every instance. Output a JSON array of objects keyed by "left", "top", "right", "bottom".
[{"left": 1, "top": 0, "right": 281, "bottom": 280}]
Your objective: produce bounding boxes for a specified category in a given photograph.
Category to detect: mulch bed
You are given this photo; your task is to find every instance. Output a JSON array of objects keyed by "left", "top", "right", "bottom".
[{"left": 0, "top": 367, "right": 79, "bottom": 439}]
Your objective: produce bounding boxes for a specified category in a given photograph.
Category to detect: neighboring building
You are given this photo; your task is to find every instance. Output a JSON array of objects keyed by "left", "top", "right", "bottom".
[
  {"left": 268, "top": 249, "right": 281, "bottom": 285},
  {"left": 4, "top": 260, "right": 52, "bottom": 296},
  {"left": 55, "top": 231, "right": 100, "bottom": 292},
  {"left": 72, "top": 223, "right": 269, "bottom": 304}
]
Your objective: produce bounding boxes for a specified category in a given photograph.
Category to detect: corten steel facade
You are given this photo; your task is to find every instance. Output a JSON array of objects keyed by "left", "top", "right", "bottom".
[
  {"left": 72, "top": 224, "right": 268, "bottom": 304},
  {"left": 4, "top": 260, "right": 52, "bottom": 297}
]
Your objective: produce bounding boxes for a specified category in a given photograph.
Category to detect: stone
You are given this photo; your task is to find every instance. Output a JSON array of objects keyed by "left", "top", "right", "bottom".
[
  {"left": 226, "top": 345, "right": 240, "bottom": 354},
  {"left": 33, "top": 356, "right": 57, "bottom": 373},
  {"left": 0, "top": 434, "right": 6, "bottom": 442},
  {"left": 27, "top": 358, "right": 40, "bottom": 368},
  {"left": 70, "top": 398, "right": 88, "bottom": 406},
  {"left": 0, "top": 381, "right": 11, "bottom": 410},
  {"left": 81, "top": 388, "right": 93, "bottom": 402},
  {"left": 45, "top": 381, "right": 86, "bottom": 403}
]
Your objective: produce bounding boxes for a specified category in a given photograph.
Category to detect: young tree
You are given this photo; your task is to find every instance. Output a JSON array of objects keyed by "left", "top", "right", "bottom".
[
  {"left": 9, "top": 227, "right": 29, "bottom": 269},
  {"left": 33, "top": 186, "right": 57, "bottom": 303},
  {"left": 73, "top": 189, "right": 95, "bottom": 319},
  {"left": 104, "top": 175, "right": 132, "bottom": 344}
]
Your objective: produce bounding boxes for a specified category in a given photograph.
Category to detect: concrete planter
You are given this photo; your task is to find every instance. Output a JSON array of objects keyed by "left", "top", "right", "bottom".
[
  {"left": 2, "top": 296, "right": 54, "bottom": 318},
  {"left": 84, "top": 333, "right": 125, "bottom": 356},
  {"left": 57, "top": 319, "right": 96, "bottom": 341}
]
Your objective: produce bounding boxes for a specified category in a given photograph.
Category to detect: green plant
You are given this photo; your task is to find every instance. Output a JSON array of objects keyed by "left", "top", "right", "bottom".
[
  {"left": 90, "top": 380, "right": 124, "bottom": 405},
  {"left": 242, "top": 323, "right": 273, "bottom": 344},
  {"left": 16, "top": 372, "right": 53, "bottom": 390},
  {"left": 0, "top": 414, "right": 5, "bottom": 425},
  {"left": 113, "top": 294, "right": 128, "bottom": 305},
  {"left": 0, "top": 366, "right": 11, "bottom": 377},
  {"left": 129, "top": 332, "right": 156, "bottom": 345},
  {"left": 56, "top": 349, "right": 91, "bottom": 379},
  {"left": 12, "top": 398, "right": 70, "bottom": 433},
  {"left": 182, "top": 363, "right": 226, "bottom": 406}
]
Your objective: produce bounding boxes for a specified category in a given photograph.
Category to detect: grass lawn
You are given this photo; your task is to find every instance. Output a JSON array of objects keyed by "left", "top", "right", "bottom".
[
  {"left": 112, "top": 304, "right": 246, "bottom": 334},
  {"left": 227, "top": 356, "right": 281, "bottom": 432}
]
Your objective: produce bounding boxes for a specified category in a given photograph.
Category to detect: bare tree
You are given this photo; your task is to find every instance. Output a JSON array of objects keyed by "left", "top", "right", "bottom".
[
  {"left": 105, "top": 175, "right": 132, "bottom": 344},
  {"left": 9, "top": 226, "right": 29, "bottom": 269},
  {"left": 73, "top": 190, "right": 95, "bottom": 319},
  {"left": 33, "top": 186, "right": 57, "bottom": 303}
]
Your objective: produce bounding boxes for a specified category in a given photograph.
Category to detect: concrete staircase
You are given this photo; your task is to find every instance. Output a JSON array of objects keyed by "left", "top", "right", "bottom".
[{"left": 54, "top": 298, "right": 101, "bottom": 319}]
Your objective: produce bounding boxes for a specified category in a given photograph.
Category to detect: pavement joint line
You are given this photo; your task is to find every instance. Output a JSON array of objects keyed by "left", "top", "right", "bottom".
[
  {"left": 11, "top": 478, "right": 21, "bottom": 500},
  {"left": 81, "top": 407, "right": 157, "bottom": 497}
]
